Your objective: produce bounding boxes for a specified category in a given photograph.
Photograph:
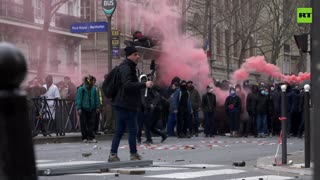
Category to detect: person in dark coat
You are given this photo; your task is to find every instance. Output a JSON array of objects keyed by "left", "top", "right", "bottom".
[
  {"left": 109, "top": 46, "right": 153, "bottom": 162},
  {"left": 202, "top": 86, "right": 216, "bottom": 137},
  {"left": 173, "top": 80, "right": 192, "bottom": 138},
  {"left": 225, "top": 87, "right": 242, "bottom": 137},
  {"left": 187, "top": 80, "right": 201, "bottom": 136},
  {"left": 235, "top": 84, "right": 246, "bottom": 137},
  {"left": 246, "top": 84, "right": 258, "bottom": 136},
  {"left": 270, "top": 84, "right": 281, "bottom": 136},
  {"left": 255, "top": 87, "right": 271, "bottom": 138}
]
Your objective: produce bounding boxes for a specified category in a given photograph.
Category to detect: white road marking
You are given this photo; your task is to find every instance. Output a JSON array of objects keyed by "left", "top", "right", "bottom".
[
  {"left": 72, "top": 173, "right": 116, "bottom": 176},
  {"left": 37, "top": 161, "right": 104, "bottom": 168},
  {"left": 226, "top": 175, "right": 293, "bottom": 180},
  {"left": 172, "top": 164, "right": 226, "bottom": 168},
  {"left": 112, "top": 167, "right": 188, "bottom": 171},
  {"left": 36, "top": 160, "right": 54, "bottom": 163},
  {"left": 145, "top": 169, "right": 245, "bottom": 179}
]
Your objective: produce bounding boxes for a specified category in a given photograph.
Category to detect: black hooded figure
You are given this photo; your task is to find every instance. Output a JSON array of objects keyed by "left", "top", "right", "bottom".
[
  {"left": 172, "top": 80, "right": 192, "bottom": 138},
  {"left": 224, "top": 87, "right": 242, "bottom": 137},
  {"left": 246, "top": 85, "right": 259, "bottom": 136}
]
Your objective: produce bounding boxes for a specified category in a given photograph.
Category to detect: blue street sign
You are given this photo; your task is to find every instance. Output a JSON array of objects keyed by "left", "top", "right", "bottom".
[
  {"left": 70, "top": 22, "right": 107, "bottom": 33},
  {"left": 112, "top": 47, "right": 120, "bottom": 58}
]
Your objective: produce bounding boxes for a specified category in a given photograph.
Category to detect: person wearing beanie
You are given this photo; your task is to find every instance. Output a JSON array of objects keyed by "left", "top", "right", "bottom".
[{"left": 109, "top": 46, "right": 153, "bottom": 162}]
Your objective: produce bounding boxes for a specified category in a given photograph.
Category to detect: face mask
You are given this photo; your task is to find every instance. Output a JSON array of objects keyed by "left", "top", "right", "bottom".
[
  {"left": 230, "top": 90, "right": 235, "bottom": 95},
  {"left": 270, "top": 87, "right": 275, "bottom": 91},
  {"left": 261, "top": 90, "right": 265, "bottom": 95},
  {"left": 265, "top": 92, "right": 269, "bottom": 96}
]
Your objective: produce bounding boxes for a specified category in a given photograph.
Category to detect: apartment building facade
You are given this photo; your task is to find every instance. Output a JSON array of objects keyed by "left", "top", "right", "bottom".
[{"left": 0, "top": 0, "right": 86, "bottom": 83}]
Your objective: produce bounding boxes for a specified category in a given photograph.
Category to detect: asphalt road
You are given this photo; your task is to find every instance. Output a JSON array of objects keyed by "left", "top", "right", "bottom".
[{"left": 35, "top": 135, "right": 311, "bottom": 180}]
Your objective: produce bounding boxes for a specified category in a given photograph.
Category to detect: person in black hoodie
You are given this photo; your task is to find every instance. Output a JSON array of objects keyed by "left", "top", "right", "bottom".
[
  {"left": 225, "top": 87, "right": 242, "bottom": 137},
  {"left": 202, "top": 86, "right": 217, "bottom": 137},
  {"left": 173, "top": 80, "right": 192, "bottom": 138},
  {"left": 246, "top": 84, "right": 258, "bottom": 136},
  {"left": 109, "top": 46, "right": 153, "bottom": 162}
]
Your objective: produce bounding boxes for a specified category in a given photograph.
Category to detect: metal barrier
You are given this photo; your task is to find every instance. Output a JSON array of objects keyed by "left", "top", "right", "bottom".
[{"left": 30, "top": 98, "right": 78, "bottom": 137}]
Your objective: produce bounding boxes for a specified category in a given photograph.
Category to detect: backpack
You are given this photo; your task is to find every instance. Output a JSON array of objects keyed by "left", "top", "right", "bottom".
[{"left": 102, "top": 66, "right": 121, "bottom": 99}]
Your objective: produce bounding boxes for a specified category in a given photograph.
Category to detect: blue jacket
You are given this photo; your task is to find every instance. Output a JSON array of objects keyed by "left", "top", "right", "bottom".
[{"left": 172, "top": 88, "right": 192, "bottom": 112}]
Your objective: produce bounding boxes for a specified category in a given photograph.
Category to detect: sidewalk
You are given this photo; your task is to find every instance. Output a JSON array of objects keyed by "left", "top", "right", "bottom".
[
  {"left": 32, "top": 132, "right": 117, "bottom": 144},
  {"left": 257, "top": 151, "right": 312, "bottom": 176}
]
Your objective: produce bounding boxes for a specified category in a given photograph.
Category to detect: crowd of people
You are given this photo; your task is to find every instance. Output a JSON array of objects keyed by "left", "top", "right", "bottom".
[{"left": 24, "top": 45, "right": 307, "bottom": 162}]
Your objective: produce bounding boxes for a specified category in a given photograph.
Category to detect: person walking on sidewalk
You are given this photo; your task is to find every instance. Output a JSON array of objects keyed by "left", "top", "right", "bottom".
[
  {"left": 76, "top": 75, "right": 100, "bottom": 143},
  {"left": 108, "top": 46, "right": 153, "bottom": 162}
]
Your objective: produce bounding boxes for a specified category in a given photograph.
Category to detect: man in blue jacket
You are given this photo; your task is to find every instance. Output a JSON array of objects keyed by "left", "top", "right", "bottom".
[{"left": 109, "top": 46, "right": 153, "bottom": 162}]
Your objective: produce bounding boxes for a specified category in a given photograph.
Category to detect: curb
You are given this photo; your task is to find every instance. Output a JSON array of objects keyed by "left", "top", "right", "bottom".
[
  {"left": 256, "top": 153, "right": 312, "bottom": 176},
  {"left": 32, "top": 134, "right": 118, "bottom": 144}
]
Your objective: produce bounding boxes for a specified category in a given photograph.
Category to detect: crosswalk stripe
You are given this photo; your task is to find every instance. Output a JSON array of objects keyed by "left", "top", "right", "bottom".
[
  {"left": 36, "top": 160, "right": 54, "bottom": 163},
  {"left": 159, "top": 164, "right": 225, "bottom": 168},
  {"left": 112, "top": 167, "right": 188, "bottom": 171},
  {"left": 225, "top": 175, "right": 293, "bottom": 180},
  {"left": 145, "top": 169, "right": 246, "bottom": 179},
  {"left": 73, "top": 173, "right": 116, "bottom": 176},
  {"left": 37, "top": 161, "right": 104, "bottom": 168}
]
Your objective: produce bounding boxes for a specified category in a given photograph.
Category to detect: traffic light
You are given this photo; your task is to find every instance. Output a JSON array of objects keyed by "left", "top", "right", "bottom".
[{"left": 294, "top": 33, "right": 309, "bottom": 52}]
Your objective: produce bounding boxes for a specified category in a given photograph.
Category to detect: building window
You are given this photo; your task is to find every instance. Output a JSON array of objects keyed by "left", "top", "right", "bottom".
[
  {"left": 225, "top": 30, "right": 230, "bottom": 55},
  {"left": 68, "top": 1, "right": 74, "bottom": 16},
  {"left": 249, "top": 36, "right": 255, "bottom": 56},
  {"left": 34, "top": 0, "right": 44, "bottom": 18},
  {"left": 80, "top": 0, "right": 90, "bottom": 21},
  {"left": 216, "top": 27, "right": 221, "bottom": 55},
  {"left": 233, "top": 33, "right": 238, "bottom": 57}
]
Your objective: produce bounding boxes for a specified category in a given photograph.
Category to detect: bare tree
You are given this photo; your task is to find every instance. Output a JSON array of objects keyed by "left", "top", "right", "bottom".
[
  {"left": 38, "top": 0, "right": 71, "bottom": 78},
  {"left": 256, "top": 0, "right": 300, "bottom": 64},
  {"left": 213, "top": 0, "right": 268, "bottom": 78}
]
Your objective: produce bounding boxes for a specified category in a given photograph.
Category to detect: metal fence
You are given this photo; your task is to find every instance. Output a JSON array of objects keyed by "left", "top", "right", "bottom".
[{"left": 29, "top": 98, "right": 78, "bottom": 137}]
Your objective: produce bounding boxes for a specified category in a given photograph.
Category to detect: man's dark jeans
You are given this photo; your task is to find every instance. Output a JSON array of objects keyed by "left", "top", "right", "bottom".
[{"left": 110, "top": 107, "right": 138, "bottom": 155}]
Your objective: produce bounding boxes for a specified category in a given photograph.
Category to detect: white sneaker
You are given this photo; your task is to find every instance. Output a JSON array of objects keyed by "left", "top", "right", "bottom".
[{"left": 89, "top": 139, "right": 97, "bottom": 143}]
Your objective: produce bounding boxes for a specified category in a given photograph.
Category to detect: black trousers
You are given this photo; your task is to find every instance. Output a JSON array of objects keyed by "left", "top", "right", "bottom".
[
  {"left": 177, "top": 110, "right": 190, "bottom": 136},
  {"left": 80, "top": 110, "right": 95, "bottom": 140}
]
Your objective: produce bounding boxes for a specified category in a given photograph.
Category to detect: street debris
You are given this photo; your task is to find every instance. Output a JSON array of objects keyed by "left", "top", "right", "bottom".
[
  {"left": 81, "top": 152, "right": 92, "bottom": 157},
  {"left": 233, "top": 161, "right": 246, "bottom": 167}
]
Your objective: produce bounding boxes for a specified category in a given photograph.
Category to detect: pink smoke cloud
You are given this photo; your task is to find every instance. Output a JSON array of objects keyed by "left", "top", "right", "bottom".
[
  {"left": 118, "top": 1, "right": 213, "bottom": 93},
  {"left": 232, "top": 56, "right": 310, "bottom": 84}
]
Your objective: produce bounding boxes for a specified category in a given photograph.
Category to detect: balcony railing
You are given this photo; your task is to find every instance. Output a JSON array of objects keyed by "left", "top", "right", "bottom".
[
  {"left": 55, "top": 13, "right": 82, "bottom": 30},
  {"left": 0, "top": 1, "right": 34, "bottom": 22}
]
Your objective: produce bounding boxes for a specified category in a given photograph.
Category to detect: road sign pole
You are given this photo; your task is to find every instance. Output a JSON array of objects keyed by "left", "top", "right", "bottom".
[
  {"left": 102, "top": 0, "right": 117, "bottom": 73},
  {"left": 108, "top": 16, "right": 112, "bottom": 73},
  {"left": 281, "top": 85, "right": 287, "bottom": 165}
]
